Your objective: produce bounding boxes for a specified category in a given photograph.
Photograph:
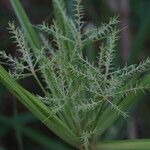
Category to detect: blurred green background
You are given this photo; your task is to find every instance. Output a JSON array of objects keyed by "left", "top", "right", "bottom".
[{"left": 0, "top": 0, "right": 150, "bottom": 150}]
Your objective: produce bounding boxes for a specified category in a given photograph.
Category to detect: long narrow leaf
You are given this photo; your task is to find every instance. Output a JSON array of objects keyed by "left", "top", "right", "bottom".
[
  {"left": 0, "top": 65, "right": 79, "bottom": 147},
  {"left": 10, "top": 0, "right": 41, "bottom": 50},
  {"left": 95, "top": 139, "right": 150, "bottom": 150}
]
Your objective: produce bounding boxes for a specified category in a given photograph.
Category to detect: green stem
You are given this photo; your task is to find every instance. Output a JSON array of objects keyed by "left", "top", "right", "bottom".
[{"left": 32, "top": 71, "right": 47, "bottom": 96}]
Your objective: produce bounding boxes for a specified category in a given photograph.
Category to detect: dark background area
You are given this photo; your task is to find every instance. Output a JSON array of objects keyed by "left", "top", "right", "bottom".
[{"left": 0, "top": 0, "right": 150, "bottom": 150}]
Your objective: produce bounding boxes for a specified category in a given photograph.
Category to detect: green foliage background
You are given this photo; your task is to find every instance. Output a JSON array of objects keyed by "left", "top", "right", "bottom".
[{"left": 0, "top": 0, "right": 150, "bottom": 150}]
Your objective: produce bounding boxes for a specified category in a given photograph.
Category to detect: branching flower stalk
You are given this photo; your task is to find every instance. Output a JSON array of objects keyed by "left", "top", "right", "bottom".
[{"left": 0, "top": 0, "right": 150, "bottom": 149}]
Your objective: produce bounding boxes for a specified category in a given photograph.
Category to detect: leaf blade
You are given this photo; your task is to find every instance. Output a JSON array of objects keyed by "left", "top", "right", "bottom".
[
  {"left": 10, "top": 0, "right": 41, "bottom": 50},
  {"left": 0, "top": 65, "right": 79, "bottom": 147},
  {"left": 95, "top": 139, "right": 150, "bottom": 150}
]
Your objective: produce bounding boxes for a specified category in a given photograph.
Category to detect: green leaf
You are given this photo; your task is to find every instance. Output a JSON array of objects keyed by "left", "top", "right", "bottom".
[
  {"left": 10, "top": 0, "right": 41, "bottom": 50},
  {"left": 95, "top": 139, "right": 150, "bottom": 150},
  {"left": 0, "top": 65, "right": 79, "bottom": 147}
]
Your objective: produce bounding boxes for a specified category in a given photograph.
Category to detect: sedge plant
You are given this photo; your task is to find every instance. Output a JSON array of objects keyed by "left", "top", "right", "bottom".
[{"left": 0, "top": 0, "right": 150, "bottom": 149}]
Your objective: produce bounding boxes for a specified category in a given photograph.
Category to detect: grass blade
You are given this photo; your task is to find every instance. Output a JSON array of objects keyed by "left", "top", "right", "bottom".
[
  {"left": 95, "top": 139, "right": 150, "bottom": 150},
  {"left": 0, "top": 65, "right": 79, "bottom": 147},
  {"left": 10, "top": 0, "right": 41, "bottom": 50}
]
